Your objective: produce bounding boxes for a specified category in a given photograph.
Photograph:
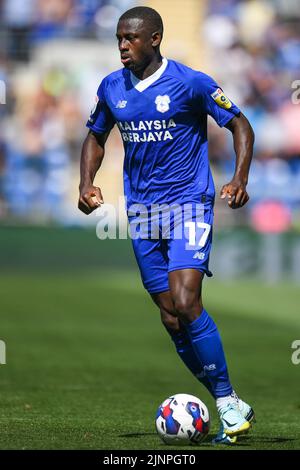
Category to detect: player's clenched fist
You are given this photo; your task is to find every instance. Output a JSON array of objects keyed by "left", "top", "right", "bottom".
[
  {"left": 220, "top": 179, "right": 249, "bottom": 209},
  {"left": 78, "top": 185, "right": 103, "bottom": 214}
]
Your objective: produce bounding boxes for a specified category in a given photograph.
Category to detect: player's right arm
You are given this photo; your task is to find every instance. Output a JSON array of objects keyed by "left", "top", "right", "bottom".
[
  {"left": 78, "top": 130, "right": 110, "bottom": 215},
  {"left": 78, "top": 77, "right": 115, "bottom": 215}
]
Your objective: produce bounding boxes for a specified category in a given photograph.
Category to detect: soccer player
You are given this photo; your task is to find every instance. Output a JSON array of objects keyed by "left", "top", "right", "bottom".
[{"left": 78, "top": 6, "right": 255, "bottom": 444}]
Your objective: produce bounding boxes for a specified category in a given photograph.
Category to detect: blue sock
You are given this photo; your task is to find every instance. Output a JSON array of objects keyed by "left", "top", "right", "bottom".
[
  {"left": 185, "top": 309, "right": 233, "bottom": 398},
  {"left": 167, "top": 325, "right": 215, "bottom": 398}
]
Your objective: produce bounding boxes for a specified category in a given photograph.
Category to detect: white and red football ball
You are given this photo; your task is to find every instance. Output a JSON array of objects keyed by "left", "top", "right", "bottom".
[{"left": 155, "top": 393, "right": 210, "bottom": 445}]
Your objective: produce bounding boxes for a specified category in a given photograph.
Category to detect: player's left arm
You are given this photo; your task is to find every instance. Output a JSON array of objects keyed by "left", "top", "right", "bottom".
[{"left": 221, "top": 113, "right": 255, "bottom": 209}]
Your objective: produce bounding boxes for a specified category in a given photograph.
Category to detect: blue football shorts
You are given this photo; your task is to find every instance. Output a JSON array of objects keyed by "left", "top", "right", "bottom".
[{"left": 128, "top": 200, "right": 214, "bottom": 294}]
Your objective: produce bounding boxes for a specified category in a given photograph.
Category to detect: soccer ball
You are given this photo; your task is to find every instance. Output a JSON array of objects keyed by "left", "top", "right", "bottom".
[{"left": 155, "top": 393, "right": 210, "bottom": 446}]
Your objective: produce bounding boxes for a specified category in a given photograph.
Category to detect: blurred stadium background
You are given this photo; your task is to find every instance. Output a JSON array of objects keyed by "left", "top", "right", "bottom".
[
  {"left": 1, "top": 0, "right": 300, "bottom": 280},
  {"left": 0, "top": 0, "right": 300, "bottom": 450}
]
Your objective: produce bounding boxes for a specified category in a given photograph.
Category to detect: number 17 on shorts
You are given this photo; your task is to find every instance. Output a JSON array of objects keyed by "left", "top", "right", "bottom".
[{"left": 184, "top": 221, "right": 211, "bottom": 250}]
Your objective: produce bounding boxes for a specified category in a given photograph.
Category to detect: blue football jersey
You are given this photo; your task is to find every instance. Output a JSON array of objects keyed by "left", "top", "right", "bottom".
[{"left": 86, "top": 58, "right": 240, "bottom": 209}]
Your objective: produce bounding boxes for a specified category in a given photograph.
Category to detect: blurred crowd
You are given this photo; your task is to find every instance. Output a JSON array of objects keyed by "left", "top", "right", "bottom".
[
  {"left": 1, "top": 0, "right": 134, "bottom": 60},
  {"left": 0, "top": 0, "right": 300, "bottom": 226},
  {"left": 0, "top": 0, "right": 134, "bottom": 221},
  {"left": 205, "top": 0, "right": 300, "bottom": 228}
]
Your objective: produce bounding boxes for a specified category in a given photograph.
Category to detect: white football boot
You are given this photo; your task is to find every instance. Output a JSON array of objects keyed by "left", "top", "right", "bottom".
[{"left": 212, "top": 399, "right": 255, "bottom": 445}]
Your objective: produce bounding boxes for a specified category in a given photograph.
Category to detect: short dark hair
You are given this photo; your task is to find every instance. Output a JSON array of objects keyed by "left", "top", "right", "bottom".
[{"left": 118, "top": 6, "right": 163, "bottom": 36}]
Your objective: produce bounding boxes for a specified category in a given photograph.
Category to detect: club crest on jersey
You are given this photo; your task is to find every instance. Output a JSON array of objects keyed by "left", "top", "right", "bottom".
[
  {"left": 211, "top": 88, "right": 232, "bottom": 109},
  {"left": 155, "top": 95, "right": 170, "bottom": 113}
]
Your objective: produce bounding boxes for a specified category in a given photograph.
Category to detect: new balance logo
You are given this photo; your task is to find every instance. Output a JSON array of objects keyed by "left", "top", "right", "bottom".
[
  {"left": 193, "top": 251, "right": 205, "bottom": 260},
  {"left": 116, "top": 100, "right": 127, "bottom": 108},
  {"left": 203, "top": 364, "right": 216, "bottom": 371}
]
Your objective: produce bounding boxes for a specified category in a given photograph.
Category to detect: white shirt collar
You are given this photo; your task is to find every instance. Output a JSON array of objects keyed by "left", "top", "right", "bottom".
[{"left": 130, "top": 58, "right": 168, "bottom": 92}]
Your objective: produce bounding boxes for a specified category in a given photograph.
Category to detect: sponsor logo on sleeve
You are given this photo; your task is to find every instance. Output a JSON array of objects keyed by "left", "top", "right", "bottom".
[{"left": 211, "top": 88, "right": 232, "bottom": 109}]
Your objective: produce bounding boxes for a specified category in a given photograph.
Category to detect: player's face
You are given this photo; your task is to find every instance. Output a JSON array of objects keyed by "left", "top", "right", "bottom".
[{"left": 116, "top": 18, "right": 158, "bottom": 73}]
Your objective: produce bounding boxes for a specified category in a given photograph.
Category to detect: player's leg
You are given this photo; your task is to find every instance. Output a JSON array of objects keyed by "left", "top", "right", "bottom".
[
  {"left": 168, "top": 269, "right": 233, "bottom": 397},
  {"left": 129, "top": 213, "right": 215, "bottom": 396},
  {"left": 129, "top": 209, "right": 253, "bottom": 440},
  {"left": 167, "top": 201, "right": 234, "bottom": 400},
  {"left": 150, "top": 290, "right": 214, "bottom": 396},
  {"left": 168, "top": 268, "right": 251, "bottom": 438},
  {"left": 166, "top": 198, "right": 252, "bottom": 438}
]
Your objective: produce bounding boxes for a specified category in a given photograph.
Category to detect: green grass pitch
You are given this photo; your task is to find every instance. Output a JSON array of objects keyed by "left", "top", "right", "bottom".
[
  {"left": 1, "top": 272, "right": 299, "bottom": 450},
  {"left": 0, "top": 228, "right": 299, "bottom": 450}
]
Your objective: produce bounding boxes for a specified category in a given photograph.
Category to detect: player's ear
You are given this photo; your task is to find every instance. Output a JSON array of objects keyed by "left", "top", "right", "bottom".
[{"left": 152, "top": 31, "right": 162, "bottom": 47}]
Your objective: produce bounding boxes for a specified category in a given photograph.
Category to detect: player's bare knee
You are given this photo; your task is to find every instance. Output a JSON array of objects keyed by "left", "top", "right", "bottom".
[{"left": 173, "top": 297, "right": 202, "bottom": 323}]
